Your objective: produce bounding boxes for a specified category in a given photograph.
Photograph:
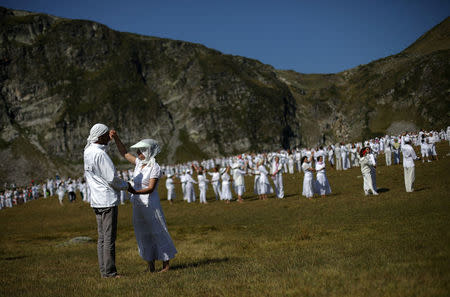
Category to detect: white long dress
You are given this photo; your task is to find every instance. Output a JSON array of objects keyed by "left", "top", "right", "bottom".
[
  {"left": 220, "top": 173, "right": 232, "bottom": 200},
  {"left": 315, "top": 161, "right": 331, "bottom": 195},
  {"left": 302, "top": 162, "right": 314, "bottom": 198},
  {"left": 165, "top": 177, "right": 175, "bottom": 201},
  {"left": 258, "top": 165, "right": 273, "bottom": 195},
  {"left": 131, "top": 159, "right": 177, "bottom": 262}
]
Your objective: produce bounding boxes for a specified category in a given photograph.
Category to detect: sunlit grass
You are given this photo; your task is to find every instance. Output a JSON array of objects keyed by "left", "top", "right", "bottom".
[{"left": 1, "top": 144, "right": 449, "bottom": 296}]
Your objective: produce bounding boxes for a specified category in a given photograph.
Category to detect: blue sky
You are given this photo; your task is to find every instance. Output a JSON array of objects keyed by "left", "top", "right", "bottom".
[{"left": 2, "top": 0, "right": 449, "bottom": 73}]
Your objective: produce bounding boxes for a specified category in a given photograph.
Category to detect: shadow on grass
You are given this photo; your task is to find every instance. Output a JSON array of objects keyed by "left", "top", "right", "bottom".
[
  {"left": 413, "top": 187, "right": 430, "bottom": 192},
  {"left": 377, "top": 188, "right": 390, "bottom": 193},
  {"left": 170, "top": 257, "right": 230, "bottom": 270},
  {"left": 2, "top": 255, "right": 28, "bottom": 261}
]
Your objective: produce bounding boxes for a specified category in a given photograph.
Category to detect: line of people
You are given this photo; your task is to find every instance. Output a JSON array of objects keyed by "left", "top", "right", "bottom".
[{"left": 1, "top": 127, "right": 447, "bottom": 210}]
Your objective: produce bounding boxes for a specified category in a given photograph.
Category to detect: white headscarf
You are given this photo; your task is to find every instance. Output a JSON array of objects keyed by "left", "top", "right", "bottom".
[
  {"left": 85, "top": 123, "right": 109, "bottom": 150},
  {"left": 130, "top": 138, "right": 161, "bottom": 168}
]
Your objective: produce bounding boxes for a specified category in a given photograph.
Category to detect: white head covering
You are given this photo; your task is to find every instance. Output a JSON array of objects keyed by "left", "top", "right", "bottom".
[
  {"left": 131, "top": 139, "right": 161, "bottom": 168},
  {"left": 85, "top": 123, "right": 109, "bottom": 150},
  {"left": 404, "top": 136, "right": 410, "bottom": 143},
  {"left": 219, "top": 168, "right": 226, "bottom": 174}
]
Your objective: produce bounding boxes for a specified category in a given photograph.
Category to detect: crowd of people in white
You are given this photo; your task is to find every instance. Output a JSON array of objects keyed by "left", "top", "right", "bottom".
[{"left": 0, "top": 127, "right": 448, "bottom": 210}]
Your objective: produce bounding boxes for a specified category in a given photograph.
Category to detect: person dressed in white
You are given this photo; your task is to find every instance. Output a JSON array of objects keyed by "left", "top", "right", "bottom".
[
  {"left": 301, "top": 154, "right": 315, "bottom": 199},
  {"left": 368, "top": 149, "right": 378, "bottom": 192},
  {"left": 420, "top": 137, "right": 430, "bottom": 163},
  {"left": 335, "top": 145, "right": 342, "bottom": 170},
  {"left": 112, "top": 133, "right": 177, "bottom": 273},
  {"left": 208, "top": 167, "right": 221, "bottom": 200},
  {"left": 288, "top": 153, "right": 295, "bottom": 174},
  {"left": 359, "top": 147, "right": 378, "bottom": 196},
  {"left": 428, "top": 133, "right": 438, "bottom": 160},
  {"left": 327, "top": 145, "right": 335, "bottom": 168},
  {"left": 165, "top": 174, "right": 176, "bottom": 204},
  {"left": 220, "top": 167, "right": 232, "bottom": 203},
  {"left": 341, "top": 143, "right": 349, "bottom": 170},
  {"left": 180, "top": 171, "right": 187, "bottom": 201},
  {"left": 270, "top": 156, "right": 284, "bottom": 199},
  {"left": 194, "top": 165, "right": 209, "bottom": 204},
  {"left": 43, "top": 183, "right": 47, "bottom": 198},
  {"left": 4, "top": 190, "right": 12, "bottom": 208},
  {"left": 315, "top": 156, "right": 331, "bottom": 197},
  {"left": 47, "top": 179, "right": 54, "bottom": 197},
  {"left": 447, "top": 126, "right": 450, "bottom": 146},
  {"left": 184, "top": 170, "right": 197, "bottom": 203},
  {"left": 257, "top": 160, "right": 273, "bottom": 200},
  {"left": 232, "top": 162, "right": 246, "bottom": 203},
  {"left": 402, "top": 136, "right": 418, "bottom": 192},
  {"left": 295, "top": 149, "right": 302, "bottom": 172},
  {"left": 79, "top": 179, "right": 88, "bottom": 203},
  {"left": 57, "top": 182, "right": 66, "bottom": 205},
  {"left": 384, "top": 136, "right": 392, "bottom": 166},
  {"left": 84, "top": 124, "right": 132, "bottom": 278}
]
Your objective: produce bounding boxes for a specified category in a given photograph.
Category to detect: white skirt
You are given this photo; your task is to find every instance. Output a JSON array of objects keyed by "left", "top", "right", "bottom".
[
  {"left": 221, "top": 182, "right": 232, "bottom": 200},
  {"left": 315, "top": 173, "right": 331, "bottom": 195},
  {"left": 302, "top": 174, "right": 314, "bottom": 198}
]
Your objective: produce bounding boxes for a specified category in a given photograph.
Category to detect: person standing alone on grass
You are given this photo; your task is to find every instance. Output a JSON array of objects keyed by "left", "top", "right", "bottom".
[
  {"left": 401, "top": 136, "right": 418, "bottom": 192},
  {"left": 84, "top": 123, "right": 134, "bottom": 278}
]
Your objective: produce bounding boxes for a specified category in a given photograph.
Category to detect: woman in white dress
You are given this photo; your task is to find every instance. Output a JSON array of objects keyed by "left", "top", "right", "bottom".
[
  {"left": 165, "top": 174, "right": 176, "bottom": 204},
  {"left": 257, "top": 160, "right": 273, "bottom": 200},
  {"left": 359, "top": 147, "right": 378, "bottom": 196},
  {"left": 112, "top": 132, "right": 177, "bottom": 273},
  {"left": 57, "top": 183, "right": 66, "bottom": 205},
  {"left": 315, "top": 156, "right": 331, "bottom": 197},
  {"left": 220, "top": 167, "right": 232, "bottom": 204},
  {"left": 301, "top": 154, "right": 315, "bottom": 199}
]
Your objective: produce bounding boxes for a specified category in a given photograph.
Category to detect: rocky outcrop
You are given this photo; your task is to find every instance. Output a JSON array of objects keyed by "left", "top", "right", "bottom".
[{"left": 0, "top": 7, "right": 448, "bottom": 184}]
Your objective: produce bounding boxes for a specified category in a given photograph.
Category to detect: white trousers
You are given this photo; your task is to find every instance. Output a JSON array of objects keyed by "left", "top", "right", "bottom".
[
  {"left": 288, "top": 163, "right": 294, "bottom": 174},
  {"left": 335, "top": 156, "right": 342, "bottom": 170},
  {"left": 385, "top": 150, "right": 392, "bottom": 166},
  {"left": 404, "top": 167, "right": 415, "bottom": 192},
  {"left": 199, "top": 185, "right": 207, "bottom": 203},
  {"left": 273, "top": 174, "right": 284, "bottom": 198},
  {"left": 211, "top": 182, "right": 221, "bottom": 200}
]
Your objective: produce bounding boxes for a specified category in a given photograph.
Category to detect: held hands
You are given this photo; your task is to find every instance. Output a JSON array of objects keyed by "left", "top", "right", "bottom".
[{"left": 127, "top": 182, "right": 137, "bottom": 194}]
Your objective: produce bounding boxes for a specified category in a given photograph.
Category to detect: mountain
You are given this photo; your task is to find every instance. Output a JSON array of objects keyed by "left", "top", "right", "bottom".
[{"left": 0, "top": 7, "right": 449, "bottom": 184}]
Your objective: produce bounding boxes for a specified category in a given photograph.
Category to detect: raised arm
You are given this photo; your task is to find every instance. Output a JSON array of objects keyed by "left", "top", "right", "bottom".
[{"left": 110, "top": 130, "right": 136, "bottom": 164}]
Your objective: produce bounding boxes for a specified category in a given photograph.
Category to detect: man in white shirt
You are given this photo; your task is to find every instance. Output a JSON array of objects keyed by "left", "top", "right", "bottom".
[
  {"left": 207, "top": 167, "right": 221, "bottom": 200},
  {"left": 401, "top": 136, "right": 419, "bottom": 192},
  {"left": 84, "top": 123, "right": 133, "bottom": 278},
  {"left": 382, "top": 136, "right": 390, "bottom": 166},
  {"left": 232, "top": 160, "right": 246, "bottom": 203}
]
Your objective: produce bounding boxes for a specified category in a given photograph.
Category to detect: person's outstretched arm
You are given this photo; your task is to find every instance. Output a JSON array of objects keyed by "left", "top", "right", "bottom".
[{"left": 110, "top": 130, "right": 136, "bottom": 164}]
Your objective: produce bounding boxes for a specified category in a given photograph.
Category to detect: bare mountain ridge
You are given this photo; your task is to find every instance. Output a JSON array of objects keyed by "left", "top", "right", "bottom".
[{"left": 0, "top": 7, "right": 448, "bottom": 184}]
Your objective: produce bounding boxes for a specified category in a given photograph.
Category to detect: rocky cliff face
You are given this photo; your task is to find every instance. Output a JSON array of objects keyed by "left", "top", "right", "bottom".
[{"left": 0, "top": 7, "right": 448, "bottom": 184}]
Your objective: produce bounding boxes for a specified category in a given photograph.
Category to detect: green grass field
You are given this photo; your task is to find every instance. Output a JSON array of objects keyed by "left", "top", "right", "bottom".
[{"left": 1, "top": 144, "right": 450, "bottom": 297}]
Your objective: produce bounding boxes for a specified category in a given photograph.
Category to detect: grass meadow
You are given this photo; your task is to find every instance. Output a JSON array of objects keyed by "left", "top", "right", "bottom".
[{"left": 1, "top": 144, "right": 449, "bottom": 297}]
